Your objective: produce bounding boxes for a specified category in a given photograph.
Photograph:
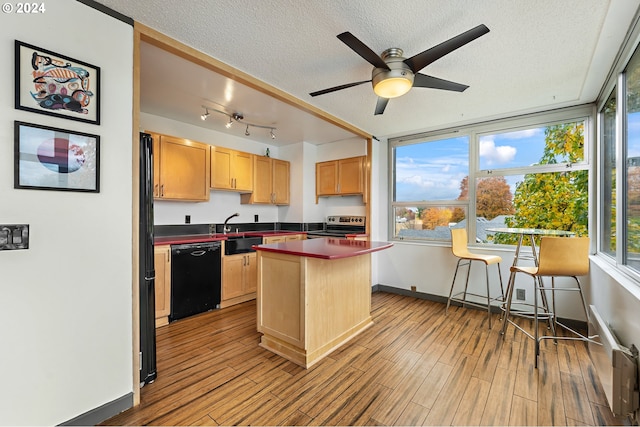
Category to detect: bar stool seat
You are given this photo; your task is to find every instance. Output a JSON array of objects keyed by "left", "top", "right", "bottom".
[
  {"left": 446, "top": 228, "right": 505, "bottom": 328},
  {"left": 500, "top": 236, "right": 595, "bottom": 367}
]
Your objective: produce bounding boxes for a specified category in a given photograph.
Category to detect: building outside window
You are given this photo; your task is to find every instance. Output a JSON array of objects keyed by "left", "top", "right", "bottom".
[{"left": 390, "top": 107, "right": 590, "bottom": 245}]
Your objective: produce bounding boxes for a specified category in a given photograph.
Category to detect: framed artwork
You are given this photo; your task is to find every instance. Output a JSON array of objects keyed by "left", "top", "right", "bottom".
[
  {"left": 14, "top": 121, "right": 100, "bottom": 193},
  {"left": 15, "top": 40, "right": 100, "bottom": 125}
]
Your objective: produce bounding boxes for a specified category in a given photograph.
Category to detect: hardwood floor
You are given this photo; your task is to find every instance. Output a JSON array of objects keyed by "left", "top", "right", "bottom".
[{"left": 103, "top": 292, "right": 628, "bottom": 426}]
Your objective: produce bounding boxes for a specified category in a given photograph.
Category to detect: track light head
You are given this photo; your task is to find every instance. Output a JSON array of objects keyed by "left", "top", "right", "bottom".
[
  {"left": 245, "top": 125, "right": 250, "bottom": 136},
  {"left": 201, "top": 108, "right": 210, "bottom": 121},
  {"left": 270, "top": 129, "right": 276, "bottom": 139},
  {"left": 225, "top": 117, "right": 233, "bottom": 128}
]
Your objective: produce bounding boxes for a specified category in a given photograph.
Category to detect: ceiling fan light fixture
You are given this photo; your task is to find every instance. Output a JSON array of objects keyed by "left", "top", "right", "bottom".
[
  {"left": 373, "top": 77, "right": 413, "bottom": 98},
  {"left": 371, "top": 50, "right": 414, "bottom": 98}
]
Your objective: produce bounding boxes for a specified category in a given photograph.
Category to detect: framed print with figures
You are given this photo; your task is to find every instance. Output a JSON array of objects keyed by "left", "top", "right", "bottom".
[{"left": 15, "top": 40, "right": 100, "bottom": 124}]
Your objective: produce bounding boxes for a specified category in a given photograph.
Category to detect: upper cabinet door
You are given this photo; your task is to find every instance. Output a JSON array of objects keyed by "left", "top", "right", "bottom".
[
  {"left": 316, "top": 161, "right": 338, "bottom": 196},
  {"left": 251, "top": 155, "right": 273, "bottom": 203},
  {"left": 233, "top": 151, "right": 254, "bottom": 192},
  {"left": 157, "top": 134, "right": 210, "bottom": 201},
  {"left": 210, "top": 147, "right": 233, "bottom": 190},
  {"left": 272, "top": 159, "right": 290, "bottom": 205},
  {"left": 337, "top": 156, "right": 363, "bottom": 195}
]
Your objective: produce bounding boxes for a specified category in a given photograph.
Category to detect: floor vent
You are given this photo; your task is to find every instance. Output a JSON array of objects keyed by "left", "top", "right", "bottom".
[{"left": 588, "top": 305, "right": 639, "bottom": 419}]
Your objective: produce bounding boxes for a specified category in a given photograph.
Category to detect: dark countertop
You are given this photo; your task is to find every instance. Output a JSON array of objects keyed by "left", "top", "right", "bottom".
[
  {"left": 154, "top": 230, "right": 307, "bottom": 246},
  {"left": 254, "top": 238, "right": 393, "bottom": 260}
]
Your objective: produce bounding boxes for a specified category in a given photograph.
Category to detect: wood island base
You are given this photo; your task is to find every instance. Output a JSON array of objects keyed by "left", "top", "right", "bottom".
[{"left": 256, "top": 247, "right": 375, "bottom": 368}]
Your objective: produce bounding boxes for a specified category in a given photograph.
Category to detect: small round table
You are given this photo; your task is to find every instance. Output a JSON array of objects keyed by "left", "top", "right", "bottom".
[{"left": 486, "top": 227, "right": 576, "bottom": 338}]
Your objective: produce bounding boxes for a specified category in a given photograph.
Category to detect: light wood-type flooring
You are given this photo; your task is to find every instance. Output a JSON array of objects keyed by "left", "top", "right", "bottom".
[{"left": 103, "top": 291, "right": 629, "bottom": 426}]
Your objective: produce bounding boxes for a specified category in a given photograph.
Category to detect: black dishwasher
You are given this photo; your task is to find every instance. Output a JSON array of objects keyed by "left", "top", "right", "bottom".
[{"left": 170, "top": 241, "right": 221, "bottom": 322}]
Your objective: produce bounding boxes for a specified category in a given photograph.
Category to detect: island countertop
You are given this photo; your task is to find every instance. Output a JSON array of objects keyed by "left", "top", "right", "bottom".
[{"left": 253, "top": 238, "right": 393, "bottom": 260}]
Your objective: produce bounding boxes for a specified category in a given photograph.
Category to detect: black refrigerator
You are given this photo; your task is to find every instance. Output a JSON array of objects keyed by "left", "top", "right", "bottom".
[{"left": 139, "top": 132, "right": 157, "bottom": 386}]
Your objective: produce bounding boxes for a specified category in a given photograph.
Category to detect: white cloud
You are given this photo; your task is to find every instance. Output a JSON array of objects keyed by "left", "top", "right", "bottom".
[{"left": 479, "top": 139, "right": 516, "bottom": 165}]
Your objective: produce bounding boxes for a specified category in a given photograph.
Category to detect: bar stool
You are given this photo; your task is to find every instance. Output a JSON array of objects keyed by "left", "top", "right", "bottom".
[
  {"left": 446, "top": 228, "right": 505, "bottom": 328},
  {"left": 500, "top": 236, "right": 593, "bottom": 367}
]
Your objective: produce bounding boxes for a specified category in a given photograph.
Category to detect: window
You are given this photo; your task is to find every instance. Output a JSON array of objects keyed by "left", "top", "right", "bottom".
[
  {"left": 390, "top": 109, "right": 590, "bottom": 244},
  {"left": 392, "top": 135, "right": 469, "bottom": 241},
  {"left": 625, "top": 46, "right": 640, "bottom": 272},
  {"left": 477, "top": 122, "right": 588, "bottom": 245}
]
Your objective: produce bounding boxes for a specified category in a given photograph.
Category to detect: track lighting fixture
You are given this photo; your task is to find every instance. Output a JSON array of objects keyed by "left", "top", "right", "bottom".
[{"left": 200, "top": 105, "right": 277, "bottom": 140}]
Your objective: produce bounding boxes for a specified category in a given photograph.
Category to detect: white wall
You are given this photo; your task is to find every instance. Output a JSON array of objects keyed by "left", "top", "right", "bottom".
[
  {"left": 0, "top": 1, "right": 134, "bottom": 424},
  {"left": 590, "top": 258, "right": 640, "bottom": 351}
]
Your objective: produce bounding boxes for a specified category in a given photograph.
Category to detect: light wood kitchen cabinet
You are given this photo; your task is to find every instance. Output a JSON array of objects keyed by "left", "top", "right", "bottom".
[
  {"left": 154, "top": 245, "right": 171, "bottom": 327},
  {"left": 240, "top": 156, "right": 290, "bottom": 205},
  {"left": 210, "top": 147, "right": 253, "bottom": 192},
  {"left": 263, "top": 233, "right": 306, "bottom": 244},
  {"left": 221, "top": 251, "right": 257, "bottom": 308},
  {"left": 315, "top": 156, "right": 365, "bottom": 202},
  {"left": 150, "top": 132, "right": 210, "bottom": 202}
]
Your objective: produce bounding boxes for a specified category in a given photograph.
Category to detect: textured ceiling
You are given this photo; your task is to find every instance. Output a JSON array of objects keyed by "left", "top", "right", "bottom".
[{"left": 94, "top": 0, "right": 639, "bottom": 146}]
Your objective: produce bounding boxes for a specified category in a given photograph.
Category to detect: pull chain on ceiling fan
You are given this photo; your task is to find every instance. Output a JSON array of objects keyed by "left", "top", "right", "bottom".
[{"left": 309, "top": 24, "right": 490, "bottom": 115}]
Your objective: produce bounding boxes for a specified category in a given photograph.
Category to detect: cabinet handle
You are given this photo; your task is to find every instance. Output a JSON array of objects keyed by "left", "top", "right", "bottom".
[
  {"left": 246, "top": 255, "right": 250, "bottom": 266},
  {"left": 154, "top": 184, "right": 159, "bottom": 196},
  {"left": 160, "top": 184, "right": 164, "bottom": 196}
]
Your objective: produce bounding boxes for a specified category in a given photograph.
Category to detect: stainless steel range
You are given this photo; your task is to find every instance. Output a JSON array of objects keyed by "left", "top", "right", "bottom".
[{"left": 306, "top": 215, "right": 366, "bottom": 239}]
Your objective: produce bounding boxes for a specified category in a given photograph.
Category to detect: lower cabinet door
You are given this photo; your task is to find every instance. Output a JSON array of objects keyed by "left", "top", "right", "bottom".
[{"left": 222, "top": 254, "right": 245, "bottom": 300}]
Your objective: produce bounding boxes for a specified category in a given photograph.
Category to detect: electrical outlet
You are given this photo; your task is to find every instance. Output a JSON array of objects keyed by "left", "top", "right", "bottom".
[
  {"left": 185, "top": 215, "right": 191, "bottom": 224},
  {"left": 0, "top": 224, "right": 29, "bottom": 250},
  {"left": 516, "top": 289, "right": 526, "bottom": 300},
  {"left": 411, "top": 285, "right": 417, "bottom": 292}
]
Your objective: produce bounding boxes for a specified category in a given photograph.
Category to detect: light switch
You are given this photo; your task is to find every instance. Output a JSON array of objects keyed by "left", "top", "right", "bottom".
[{"left": 0, "top": 224, "right": 29, "bottom": 250}]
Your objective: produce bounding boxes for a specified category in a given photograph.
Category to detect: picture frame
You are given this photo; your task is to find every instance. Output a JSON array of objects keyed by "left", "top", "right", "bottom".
[
  {"left": 14, "top": 121, "right": 100, "bottom": 193},
  {"left": 15, "top": 40, "right": 100, "bottom": 125}
]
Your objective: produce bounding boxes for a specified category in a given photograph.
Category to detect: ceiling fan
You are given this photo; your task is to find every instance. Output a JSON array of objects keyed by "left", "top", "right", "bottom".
[{"left": 309, "top": 24, "right": 490, "bottom": 115}]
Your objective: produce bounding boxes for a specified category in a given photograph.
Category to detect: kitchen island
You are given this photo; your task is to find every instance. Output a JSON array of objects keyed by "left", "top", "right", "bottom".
[{"left": 254, "top": 238, "right": 393, "bottom": 368}]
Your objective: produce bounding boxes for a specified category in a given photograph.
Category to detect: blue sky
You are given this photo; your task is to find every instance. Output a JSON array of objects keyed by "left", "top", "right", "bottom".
[
  {"left": 629, "top": 112, "right": 640, "bottom": 158},
  {"left": 395, "top": 128, "right": 550, "bottom": 202}
]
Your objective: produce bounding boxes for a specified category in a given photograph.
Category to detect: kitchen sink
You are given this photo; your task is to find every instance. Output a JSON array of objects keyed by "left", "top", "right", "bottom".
[{"left": 224, "top": 236, "right": 262, "bottom": 255}]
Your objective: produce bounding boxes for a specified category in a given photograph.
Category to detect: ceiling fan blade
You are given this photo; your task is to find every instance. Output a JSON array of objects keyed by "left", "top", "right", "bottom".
[
  {"left": 413, "top": 73, "right": 469, "bottom": 92},
  {"left": 309, "top": 80, "right": 371, "bottom": 97},
  {"left": 337, "top": 32, "right": 390, "bottom": 70},
  {"left": 374, "top": 97, "right": 389, "bottom": 115},
  {"left": 404, "top": 24, "right": 490, "bottom": 73}
]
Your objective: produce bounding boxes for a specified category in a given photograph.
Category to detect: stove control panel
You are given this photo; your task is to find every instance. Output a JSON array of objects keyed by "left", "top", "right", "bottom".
[{"left": 326, "top": 216, "right": 366, "bottom": 226}]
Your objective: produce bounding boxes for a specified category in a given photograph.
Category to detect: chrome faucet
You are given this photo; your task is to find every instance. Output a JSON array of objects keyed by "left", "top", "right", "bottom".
[{"left": 223, "top": 213, "right": 239, "bottom": 234}]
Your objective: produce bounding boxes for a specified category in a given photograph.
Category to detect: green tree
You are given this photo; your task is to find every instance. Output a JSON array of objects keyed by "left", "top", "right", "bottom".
[{"left": 496, "top": 122, "right": 588, "bottom": 244}]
